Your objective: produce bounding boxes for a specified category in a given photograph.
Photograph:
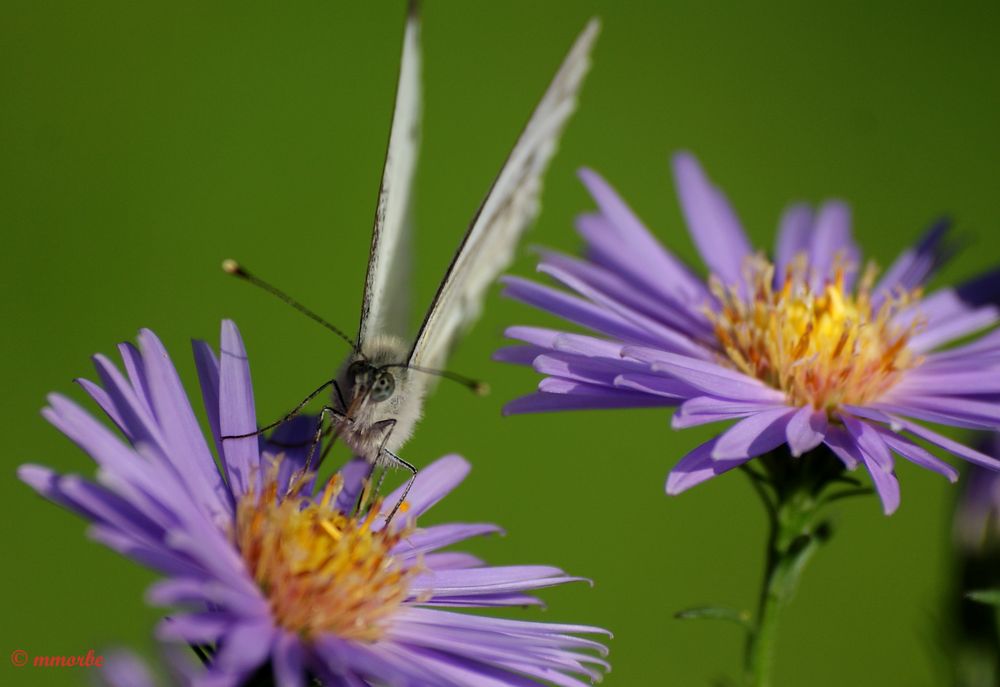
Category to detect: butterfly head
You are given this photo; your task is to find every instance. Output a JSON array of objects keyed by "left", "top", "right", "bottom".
[{"left": 346, "top": 360, "right": 397, "bottom": 404}]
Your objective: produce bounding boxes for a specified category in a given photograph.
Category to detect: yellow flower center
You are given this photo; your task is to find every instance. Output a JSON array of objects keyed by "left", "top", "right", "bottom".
[
  {"left": 708, "top": 255, "right": 923, "bottom": 412},
  {"left": 235, "top": 468, "right": 415, "bottom": 642}
]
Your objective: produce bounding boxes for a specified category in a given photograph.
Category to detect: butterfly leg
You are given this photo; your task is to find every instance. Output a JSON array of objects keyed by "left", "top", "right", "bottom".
[
  {"left": 381, "top": 448, "right": 417, "bottom": 527},
  {"left": 222, "top": 377, "right": 339, "bottom": 441},
  {"left": 369, "top": 419, "right": 399, "bottom": 496},
  {"left": 273, "top": 381, "right": 345, "bottom": 451},
  {"left": 355, "top": 419, "right": 398, "bottom": 515},
  {"left": 303, "top": 405, "right": 352, "bottom": 473}
]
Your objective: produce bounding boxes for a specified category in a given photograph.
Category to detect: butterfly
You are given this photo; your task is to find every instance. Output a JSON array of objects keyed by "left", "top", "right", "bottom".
[{"left": 225, "top": 4, "right": 599, "bottom": 516}]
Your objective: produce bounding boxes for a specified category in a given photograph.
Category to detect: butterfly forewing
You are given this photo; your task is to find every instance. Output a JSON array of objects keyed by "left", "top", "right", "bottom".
[
  {"left": 357, "top": 3, "right": 422, "bottom": 350},
  {"left": 407, "top": 19, "right": 601, "bottom": 374}
]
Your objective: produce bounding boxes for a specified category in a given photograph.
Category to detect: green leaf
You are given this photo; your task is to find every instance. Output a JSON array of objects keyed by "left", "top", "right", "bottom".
[
  {"left": 966, "top": 589, "right": 1000, "bottom": 606},
  {"left": 674, "top": 605, "right": 752, "bottom": 630}
]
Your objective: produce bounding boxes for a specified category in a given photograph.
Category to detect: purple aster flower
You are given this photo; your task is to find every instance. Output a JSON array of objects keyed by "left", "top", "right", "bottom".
[
  {"left": 947, "top": 438, "right": 1000, "bottom": 684},
  {"left": 497, "top": 151, "right": 1000, "bottom": 514},
  {"left": 98, "top": 651, "right": 159, "bottom": 687},
  {"left": 22, "top": 321, "right": 609, "bottom": 687},
  {"left": 97, "top": 649, "right": 196, "bottom": 687},
  {"left": 955, "top": 451, "right": 1000, "bottom": 553}
]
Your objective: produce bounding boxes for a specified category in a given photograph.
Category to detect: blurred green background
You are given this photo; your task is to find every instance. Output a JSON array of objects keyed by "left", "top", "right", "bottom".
[{"left": 3, "top": 1, "right": 1000, "bottom": 685}]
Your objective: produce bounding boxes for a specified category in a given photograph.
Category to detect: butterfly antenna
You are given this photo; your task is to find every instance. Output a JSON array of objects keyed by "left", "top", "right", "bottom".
[
  {"left": 222, "top": 259, "right": 357, "bottom": 351},
  {"left": 384, "top": 363, "right": 489, "bottom": 396}
]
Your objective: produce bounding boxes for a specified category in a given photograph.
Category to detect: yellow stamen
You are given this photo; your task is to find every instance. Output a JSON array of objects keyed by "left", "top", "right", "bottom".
[
  {"left": 235, "top": 464, "right": 414, "bottom": 642},
  {"left": 708, "top": 254, "right": 923, "bottom": 413}
]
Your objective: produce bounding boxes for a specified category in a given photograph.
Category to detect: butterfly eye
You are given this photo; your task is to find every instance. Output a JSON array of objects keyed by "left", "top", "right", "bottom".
[
  {"left": 348, "top": 361, "right": 371, "bottom": 387},
  {"left": 369, "top": 371, "right": 395, "bottom": 403}
]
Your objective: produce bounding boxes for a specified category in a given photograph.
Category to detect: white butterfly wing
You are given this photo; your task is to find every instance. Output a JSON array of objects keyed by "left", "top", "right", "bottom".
[
  {"left": 357, "top": 3, "right": 422, "bottom": 348},
  {"left": 408, "top": 18, "right": 600, "bottom": 372}
]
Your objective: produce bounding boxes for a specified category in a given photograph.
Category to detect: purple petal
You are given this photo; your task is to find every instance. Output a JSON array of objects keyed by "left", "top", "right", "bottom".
[
  {"left": 418, "top": 594, "right": 545, "bottom": 609},
  {"left": 273, "top": 632, "right": 305, "bottom": 687},
  {"left": 419, "top": 552, "right": 486, "bottom": 570},
  {"left": 503, "top": 389, "right": 673, "bottom": 415},
  {"left": 333, "top": 456, "right": 371, "bottom": 513},
  {"left": 576, "top": 213, "right": 715, "bottom": 337},
  {"left": 88, "top": 525, "right": 200, "bottom": 577},
  {"left": 908, "top": 306, "right": 999, "bottom": 352},
  {"left": 146, "top": 577, "right": 265, "bottom": 614},
  {"left": 892, "top": 369, "right": 1000, "bottom": 396},
  {"left": 75, "top": 376, "right": 125, "bottom": 430},
  {"left": 156, "top": 613, "right": 234, "bottom": 644},
  {"left": 614, "top": 373, "right": 692, "bottom": 400},
  {"left": 578, "top": 167, "right": 709, "bottom": 303},
  {"left": 671, "top": 152, "right": 752, "bottom": 288},
  {"left": 622, "top": 347, "right": 786, "bottom": 403},
  {"left": 841, "top": 414, "right": 893, "bottom": 469},
  {"left": 315, "top": 636, "right": 437, "bottom": 686},
  {"left": 57, "top": 474, "right": 165, "bottom": 543},
  {"left": 874, "top": 218, "right": 952, "bottom": 298},
  {"left": 500, "top": 276, "right": 674, "bottom": 346},
  {"left": 118, "top": 341, "right": 157, "bottom": 419},
  {"left": 139, "top": 329, "right": 232, "bottom": 519},
  {"left": 396, "top": 607, "right": 609, "bottom": 642},
  {"left": 378, "top": 644, "right": 565, "bottom": 687},
  {"left": 534, "top": 354, "right": 627, "bottom": 388},
  {"left": 807, "top": 201, "right": 856, "bottom": 290},
  {"left": 666, "top": 437, "right": 748, "bottom": 494},
  {"left": 841, "top": 415, "right": 899, "bottom": 515},
  {"left": 394, "top": 523, "right": 503, "bottom": 558},
  {"left": 537, "top": 261, "right": 714, "bottom": 359},
  {"left": 41, "top": 394, "right": 183, "bottom": 525},
  {"left": 538, "top": 377, "right": 642, "bottom": 397},
  {"left": 504, "top": 325, "right": 563, "bottom": 349},
  {"left": 19, "top": 464, "right": 89, "bottom": 516},
  {"left": 872, "top": 398, "right": 1000, "bottom": 431},
  {"left": 860, "top": 447, "right": 900, "bottom": 516},
  {"left": 212, "top": 621, "right": 274, "bottom": 675},
  {"left": 905, "top": 288, "right": 978, "bottom": 329},
  {"left": 218, "top": 320, "right": 260, "bottom": 499},
  {"left": 538, "top": 249, "right": 713, "bottom": 347},
  {"left": 91, "top": 352, "right": 167, "bottom": 451},
  {"left": 867, "top": 409, "right": 1000, "bottom": 472},
  {"left": 377, "top": 455, "right": 469, "bottom": 529},
  {"left": 266, "top": 415, "right": 321, "bottom": 495},
  {"left": 101, "top": 651, "right": 156, "bottom": 687},
  {"left": 383, "top": 624, "right": 605, "bottom": 681},
  {"left": 410, "top": 566, "right": 585, "bottom": 597},
  {"left": 493, "top": 345, "right": 546, "bottom": 366},
  {"left": 773, "top": 203, "right": 813, "bottom": 285},
  {"left": 192, "top": 339, "right": 225, "bottom": 466},
  {"left": 552, "top": 332, "right": 626, "bottom": 358},
  {"left": 822, "top": 426, "right": 861, "bottom": 470},
  {"left": 672, "top": 395, "right": 785, "bottom": 429},
  {"left": 785, "top": 406, "right": 828, "bottom": 457},
  {"left": 875, "top": 426, "right": 959, "bottom": 482},
  {"left": 712, "top": 407, "right": 796, "bottom": 460},
  {"left": 919, "top": 330, "right": 1000, "bottom": 373},
  {"left": 161, "top": 524, "right": 262, "bottom": 595},
  {"left": 954, "top": 267, "right": 1000, "bottom": 305}
]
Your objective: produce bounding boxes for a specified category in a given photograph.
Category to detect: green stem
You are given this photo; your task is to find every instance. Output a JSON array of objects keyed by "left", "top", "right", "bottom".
[{"left": 742, "top": 460, "right": 830, "bottom": 687}]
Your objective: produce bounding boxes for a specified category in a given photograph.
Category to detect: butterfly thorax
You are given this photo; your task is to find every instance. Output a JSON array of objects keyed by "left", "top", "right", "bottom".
[{"left": 333, "top": 334, "right": 426, "bottom": 465}]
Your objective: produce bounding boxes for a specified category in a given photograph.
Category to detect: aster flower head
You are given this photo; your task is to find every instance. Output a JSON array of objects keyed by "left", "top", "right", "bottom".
[
  {"left": 22, "top": 321, "right": 609, "bottom": 686},
  {"left": 498, "top": 151, "right": 1000, "bottom": 514}
]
